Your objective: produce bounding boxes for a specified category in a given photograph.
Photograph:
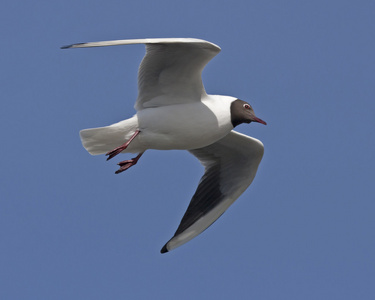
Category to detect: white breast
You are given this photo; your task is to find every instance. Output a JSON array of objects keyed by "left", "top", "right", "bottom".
[{"left": 137, "top": 95, "right": 234, "bottom": 150}]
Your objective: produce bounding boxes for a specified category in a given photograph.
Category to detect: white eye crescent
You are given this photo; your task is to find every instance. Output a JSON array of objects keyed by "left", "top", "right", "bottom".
[{"left": 243, "top": 104, "right": 250, "bottom": 109}]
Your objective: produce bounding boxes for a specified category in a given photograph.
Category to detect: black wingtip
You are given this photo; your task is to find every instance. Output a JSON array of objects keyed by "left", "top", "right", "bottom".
[
  {"left": 60, "top": 43, "right": 86, "bottom": 49},
  {"left": 160, "top": 244, "right": 169, "bottom": 254},
  {"left": 60, "top": 45, "right": 72, "bottom": 49}
]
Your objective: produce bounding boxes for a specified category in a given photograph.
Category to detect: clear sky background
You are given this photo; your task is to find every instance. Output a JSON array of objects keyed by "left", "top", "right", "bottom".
[{"left": 1, "top": 0, "right": 374, "bottom": 299}]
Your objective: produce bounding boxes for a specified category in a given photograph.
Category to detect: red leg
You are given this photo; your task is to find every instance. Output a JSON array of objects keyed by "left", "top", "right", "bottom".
[
  {"left": 106, "top": 130, "right": 140, "bottom": 161},
  {"left": 115, "top": 152, "right": 144, "bottom": 174}
]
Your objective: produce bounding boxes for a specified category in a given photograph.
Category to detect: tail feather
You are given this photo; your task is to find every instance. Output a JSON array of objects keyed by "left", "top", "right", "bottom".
[{"left": 79, "top": 116, "right": 138, "bottom": 155}]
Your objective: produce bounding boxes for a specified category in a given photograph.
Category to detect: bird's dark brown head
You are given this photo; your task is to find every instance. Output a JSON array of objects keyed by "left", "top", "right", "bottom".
[{"left": 230, "top": 99, "right": 267, "bottom": 128}]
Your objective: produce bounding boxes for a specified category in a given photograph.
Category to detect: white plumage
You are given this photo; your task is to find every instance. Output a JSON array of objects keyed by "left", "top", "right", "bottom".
[{"left": 62, "top": 38, "right": 266, "bottom": 253}]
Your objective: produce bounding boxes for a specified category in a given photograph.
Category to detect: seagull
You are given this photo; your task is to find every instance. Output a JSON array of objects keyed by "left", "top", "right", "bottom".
[{"left": 61, "top": 38, "right": 266, "bottom": 253}]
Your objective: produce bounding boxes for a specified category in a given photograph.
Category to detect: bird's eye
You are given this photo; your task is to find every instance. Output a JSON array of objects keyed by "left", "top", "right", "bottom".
[{"left": 243, "top": 104, "right": 250, "bottom": 109}]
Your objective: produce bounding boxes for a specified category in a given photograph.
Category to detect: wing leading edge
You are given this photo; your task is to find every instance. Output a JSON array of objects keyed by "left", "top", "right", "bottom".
[{"left": 61, "top": 38, "right": 221, "bottom": 110}]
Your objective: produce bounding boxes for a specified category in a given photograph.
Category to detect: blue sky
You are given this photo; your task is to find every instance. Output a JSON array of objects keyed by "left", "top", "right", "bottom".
[{"left": 1, "top": 0, "right": 375, "bottom": 299}]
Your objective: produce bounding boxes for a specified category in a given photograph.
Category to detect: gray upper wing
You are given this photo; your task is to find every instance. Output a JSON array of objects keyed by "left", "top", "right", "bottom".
[
  {"left": 161, "top": 131, "right": 264, "bottom": 253},
  {"left": 135, "top": 39, "right": 220, "bottom": 110},
  {"left": 61, "top": 38, "right": 221, "bottom": 110}
]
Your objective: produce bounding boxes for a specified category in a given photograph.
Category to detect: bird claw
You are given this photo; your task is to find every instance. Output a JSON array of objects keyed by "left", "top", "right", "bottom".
[
  {"left": 105, "top": 130, "right": 141, "bottom": 161},
  {"left": 115, "top": 160, "right": 136, "bottom": 174},
  {"left": 114, "top": 152, "right": 144, "bottom": 174},
  {"left": 106, "top": 146, "right": 126, "bottom": 161}
]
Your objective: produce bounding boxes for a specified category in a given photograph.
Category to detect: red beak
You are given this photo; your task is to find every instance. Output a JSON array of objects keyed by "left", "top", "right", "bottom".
[{"left": 252, "top": 116, "right": 267, "bottom": 125}]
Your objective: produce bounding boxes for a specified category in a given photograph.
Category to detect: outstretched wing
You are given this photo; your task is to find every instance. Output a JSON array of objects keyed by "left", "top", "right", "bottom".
[
  {"left": 61, "top": 38, "right": 221, "bottom": 110},
  {"left": 161, "top": 131, "right": 264, "bottom": 253}
]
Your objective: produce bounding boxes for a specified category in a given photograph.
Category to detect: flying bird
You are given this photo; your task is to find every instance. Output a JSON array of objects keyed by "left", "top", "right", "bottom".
[{"left": 61, "top": 38, "right": 266, "bottom": 253}]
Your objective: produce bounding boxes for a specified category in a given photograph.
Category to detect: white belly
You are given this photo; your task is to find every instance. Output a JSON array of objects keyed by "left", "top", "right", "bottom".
[{"left": 136, "top": 101, "right": 233, "bottom": 150}]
